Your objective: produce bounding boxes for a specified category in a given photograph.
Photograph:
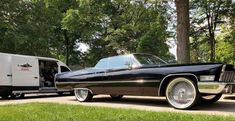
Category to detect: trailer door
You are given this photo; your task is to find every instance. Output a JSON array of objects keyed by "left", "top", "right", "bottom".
[
  {"left": 11, "top": 56, "right": 39, "bottom": 90},
  {"left": 0, "top": 54, "right": 12, "bottom": 86}
]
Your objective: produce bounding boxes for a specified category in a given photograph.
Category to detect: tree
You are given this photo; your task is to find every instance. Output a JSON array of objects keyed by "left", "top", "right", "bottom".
[
  {"left": 215, "top": 8, "right": 235, "bottom": 65},
  {"left": 190, "top": 0, "right": 232, "bottom": 62},
  {"left": 175, "top": 0, "right": 190, "bottom": 64},
  {"left": 0, "top": 0, "right": 175, "bottom": 67},
  {"left": 62, "top": 0, "right": 175, "bottom": 65},
  {"left": 44, "top": 0, "right": 79, "bottom": 66}
]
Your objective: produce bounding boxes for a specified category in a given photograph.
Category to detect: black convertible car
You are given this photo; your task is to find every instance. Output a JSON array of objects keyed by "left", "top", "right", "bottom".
[{"left": 55, "top": 53, "right": 235, "bottom": 109}]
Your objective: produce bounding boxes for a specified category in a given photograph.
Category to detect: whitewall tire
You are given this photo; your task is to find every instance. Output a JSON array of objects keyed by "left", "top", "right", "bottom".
[
  {"left": 200, "top": 93, "right": 222, "bottom": 104},
  {"left": 166, "top": 78, "right": 199, "bottom": 109},
  {"left": 74, "top": 89, "right": 93, "bottom": 102}
]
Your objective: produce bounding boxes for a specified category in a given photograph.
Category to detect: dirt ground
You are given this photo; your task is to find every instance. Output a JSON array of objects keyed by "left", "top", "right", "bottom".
[{"left": 1, "top": 94, "right": 235, "bottom": 116}]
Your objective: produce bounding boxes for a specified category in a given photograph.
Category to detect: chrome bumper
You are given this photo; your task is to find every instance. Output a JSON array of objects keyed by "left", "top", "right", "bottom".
[{"left": 198, "top": 82, "right": 235, "bottom": 94}]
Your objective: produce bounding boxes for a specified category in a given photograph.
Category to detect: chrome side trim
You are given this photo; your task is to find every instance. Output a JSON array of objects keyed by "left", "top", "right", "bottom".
[
  {"left": 56, "top": 79, "right": 160, "bottom": 84},
  {"left": 158, "top": 73, "right": 199, "bottom": 96}
]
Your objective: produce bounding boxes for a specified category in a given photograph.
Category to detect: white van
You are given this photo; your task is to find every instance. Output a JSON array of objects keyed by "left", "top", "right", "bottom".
[{"left": 0, "top": 52, "right": 72, "bottom": 99}]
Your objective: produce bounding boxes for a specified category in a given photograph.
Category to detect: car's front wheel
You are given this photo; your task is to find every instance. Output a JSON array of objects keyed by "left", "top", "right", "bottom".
[
  {"left": 110, "top": 94, "right": 123, "bottom": 100},
  {"left": 74, "top": 89, "right": 93, "bottom": 102},
  {"left": 200, "top": 93, "right": 222, "bottom": 104},
  {"left": 166, "top": 77, "right": 199, "bottom": 110}
]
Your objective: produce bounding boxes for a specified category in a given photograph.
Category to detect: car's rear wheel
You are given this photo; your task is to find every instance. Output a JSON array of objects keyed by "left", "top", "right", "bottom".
[
  {"left": 74, "top": 89, "right": 93, "bottom": 102},
  {"left": 200, "top": 93, "right": 222, "bottom": 104},
  {"left": 166, "top": 77, "right": 199, "bottom": 110},
  {"left": 110, "top": 94, "right": 123, "bottom": 100},
  {"left": 57, "top": 92, "right": 64, "bottom": 96},
  {"left": 70, "top": 91, "right": 75, "bottom": 96}
]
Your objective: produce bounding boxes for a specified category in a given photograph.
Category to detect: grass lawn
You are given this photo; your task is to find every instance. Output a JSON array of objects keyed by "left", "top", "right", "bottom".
[{"left": 0, "top": 103, "right": 234, "bottom": 121}]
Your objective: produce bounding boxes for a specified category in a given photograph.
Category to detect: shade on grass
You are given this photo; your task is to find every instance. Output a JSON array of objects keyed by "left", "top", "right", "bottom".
[{"left": 0, "top": 103, "right": 234, "bottom": 121}]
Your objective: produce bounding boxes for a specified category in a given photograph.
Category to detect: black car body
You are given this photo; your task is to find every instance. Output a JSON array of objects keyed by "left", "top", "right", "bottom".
[{"left": 55, "top": 53, "right": 235, "bottom": 109}]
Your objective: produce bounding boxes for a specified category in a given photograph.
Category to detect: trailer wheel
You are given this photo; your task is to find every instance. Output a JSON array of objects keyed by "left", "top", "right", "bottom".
[
  {"left": 1, "top": 94, "right": 10, "bottom": 99},
  {"left": 11, "top": 93, "right": 25, "bottom": 99}
]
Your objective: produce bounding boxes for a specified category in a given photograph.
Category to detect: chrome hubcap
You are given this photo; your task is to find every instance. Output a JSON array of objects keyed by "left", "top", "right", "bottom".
[
  {"left": 75, "top": 89, "right": 88, "bottom": 101},
  {"left": 167, "top": 78, "right": 196, "bottom": 109},
  {"left": 171, "top": 82, "right": 193, "bottom": 104}
]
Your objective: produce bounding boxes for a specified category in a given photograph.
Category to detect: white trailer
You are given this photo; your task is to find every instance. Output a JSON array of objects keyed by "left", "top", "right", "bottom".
[{"left": 0, "top": 52, "right": 72, "bottom": 98}]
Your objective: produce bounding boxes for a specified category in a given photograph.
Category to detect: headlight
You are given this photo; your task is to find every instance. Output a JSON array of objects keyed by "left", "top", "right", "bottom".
[{"left": 200, "top": 75, "right": 215, "bottom": 81}]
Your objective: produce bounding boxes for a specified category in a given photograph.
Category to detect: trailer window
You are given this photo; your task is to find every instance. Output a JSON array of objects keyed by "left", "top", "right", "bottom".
[{"left": 61, "top": 66, "right": 70, "bottom": 72}]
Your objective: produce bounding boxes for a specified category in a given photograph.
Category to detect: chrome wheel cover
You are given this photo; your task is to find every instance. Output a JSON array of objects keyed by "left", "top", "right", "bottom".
[
  {"left": 74, "top": 89, "right": 89, "bottom": 102},
  {"left": 166, "top": 78, "right": 196, "bottom": 109}
]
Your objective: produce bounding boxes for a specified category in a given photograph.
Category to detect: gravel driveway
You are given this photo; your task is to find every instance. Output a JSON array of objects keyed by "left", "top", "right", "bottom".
[{"left": 1, "top": 94, "right": 235, "bottom": 116}]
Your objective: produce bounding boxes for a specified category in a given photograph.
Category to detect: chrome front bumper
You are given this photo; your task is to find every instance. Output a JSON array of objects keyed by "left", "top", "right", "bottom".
[{"left": 198, "top": 82, "right": 235, "bottom": 94}]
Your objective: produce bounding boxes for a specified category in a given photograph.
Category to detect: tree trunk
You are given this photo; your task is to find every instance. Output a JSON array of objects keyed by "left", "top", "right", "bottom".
[
  {"left": 175, "top": 0, "right": 190, "bottom": 64},
  {"left": 63, "top": 30, "right": 69, "bottom": 66},
  {"left": 210, "top": 34, "right": 215, "bottom": 62}
]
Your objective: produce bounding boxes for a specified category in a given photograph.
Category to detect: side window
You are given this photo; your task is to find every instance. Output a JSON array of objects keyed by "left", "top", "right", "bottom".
[{"left": 60, "top": 66, "right": 70, "bottom": 72}]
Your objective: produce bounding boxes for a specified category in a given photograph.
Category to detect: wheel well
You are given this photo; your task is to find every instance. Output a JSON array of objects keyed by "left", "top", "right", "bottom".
[{"left": 159, "top": 75, "right": 198, "bottom": 96}]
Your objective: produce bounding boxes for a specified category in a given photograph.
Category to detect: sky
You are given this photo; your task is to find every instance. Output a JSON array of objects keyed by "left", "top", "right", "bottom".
[{"left": 169, "top": 43, "right": 177, "bottom": 58}]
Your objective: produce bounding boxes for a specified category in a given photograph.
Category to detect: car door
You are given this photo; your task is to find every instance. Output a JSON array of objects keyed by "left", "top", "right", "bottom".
[
  {"left": 11, "top": 56, "right": 39, "bottom": 91},
  {"left": 104, "top": 56, "right": 143, "bottom": 95},
  {"left": 81, "top": 68, "right": 107, "bottom": 94}
]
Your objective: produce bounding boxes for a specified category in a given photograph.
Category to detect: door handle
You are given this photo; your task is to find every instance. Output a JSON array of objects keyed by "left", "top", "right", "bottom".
[
  {"left": 34, "top": 77, "right": 38, "bottom": 79},
  {"left": 7, "top": 74, "right": 12, "bottom": 77}
]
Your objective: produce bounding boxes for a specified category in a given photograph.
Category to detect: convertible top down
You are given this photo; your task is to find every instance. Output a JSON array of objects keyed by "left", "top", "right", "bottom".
[{"left": 55, "top": 53, "right": 235, "bottom": 109}]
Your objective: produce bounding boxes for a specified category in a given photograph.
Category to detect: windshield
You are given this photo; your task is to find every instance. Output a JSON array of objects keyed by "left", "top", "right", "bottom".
[
  {"left": 134, "top": 54, "right": 167, "bottom": 66},
  {"left": 94, "top": 55, "right": 133, "bottom": 69},
  {"left": 94, "top": 59, "right": 108, "bottom": 69}
]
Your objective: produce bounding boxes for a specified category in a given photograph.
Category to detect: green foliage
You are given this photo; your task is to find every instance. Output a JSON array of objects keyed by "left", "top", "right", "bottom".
[
  {"left": 136, "top": 15, "right": 174, "bottom": 61},
  {"left": 215, "top": 25, "right": 235, "bottom": 64},
  {"left": 0, "top": 0, "right": 64, "bottom": 58},
  {"left": 1, "top": 0, "right": 235, "bottom": 66},
  {"left": 190, "top": 0, "right": 235, "bottom": 63},
  {"left": 60, "top": 0, "right": 175, "bottom": 65},
  {"left": 0, "top": 0, "right": 175, "bottom": 67}
]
